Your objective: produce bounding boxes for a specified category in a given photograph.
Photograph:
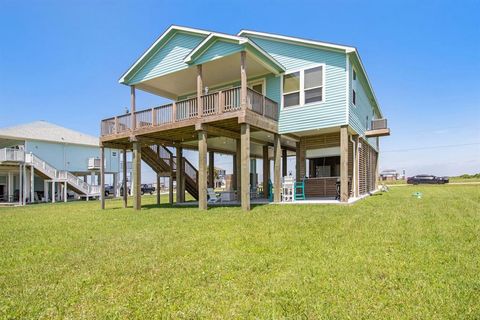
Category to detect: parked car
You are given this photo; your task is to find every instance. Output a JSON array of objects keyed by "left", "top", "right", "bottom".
[
  {"left": 407, "top": 175, "right": 449, "bottom": 185},
  {"left": 104, "top": 185, "right": 114, "bottom": 196},
  {"left": 141, "top": 184, "right": 155, "bottom": 195}
]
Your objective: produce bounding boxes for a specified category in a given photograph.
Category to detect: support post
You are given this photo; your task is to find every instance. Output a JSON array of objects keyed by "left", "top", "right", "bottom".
[
  {"left": 30, "top": 165, "right": 34, "bottom": 203},
  {"left": 197, "top": 65, "right": 203, "bottom": 118},
  {"left": 156, "top": 145, "right": 161, "bottom": 205},
  {"left": 235, "top": 139, "right": 241, "bottom": 197},
  {"left": 132, "top": 142, "right": 142, "bottom": 210},
  {"left": 100, "top": 147, "right": 105, "bottom": 209},
  {"left": 176, "top": 146, "right": 184, "bottom": 203},
  {"left": 340, "top": 125, "right": 349, "bottom": 202},
  {"left": 122, "top": 148, "right": 127, "bottom": 208},
  {"left": 240, "top": 51, "right": 247, "bottom": 109},
  {"left": 282, "top": 149, "right": 288, "bottom": 177},
  {"left": 208, "top": 152, "right": 214, "bottom": 188},
  {"left": 232, "top": 154, "right": 237, "bottom": 191},
  {"left": 64, "top": 181, "right": 67, "bottom": 203},
  {"left": 52, "top": 181, "right": 56, "bottom": 203},
  {"left": 262, "top": 146, "right": 269, "bottom": 199},
  {"left": 8, "top": 172, "right": 13, "bottom": 203},
  {"left": 354, "top": 135, "right": 360, "bottom": 198},
  {"left": 296, "top": 140, "right": 306, "bottom": 180},
  {"left": 169, "top": 155, "right": 174, "bottom": 204},
  {"left": 44, "top": 180, "right": 48, "bottom": 203},
  {"left": 198, "top": 130, "right": 208, "bottom": 210},
  {"left": 18, "top": 165, "right": 23, "bottom": 206},
  {"left": 273, "top": 134, "right": 282, "bottom": 203},
  {"left": 240, "top": 123, "right": 250, "bottom": 211},
  {"left": 130, "top": 86, "right": 136, "bottom": 130},
  {"left": 22, "top": 164, "right": 27, "bottom": 205}
]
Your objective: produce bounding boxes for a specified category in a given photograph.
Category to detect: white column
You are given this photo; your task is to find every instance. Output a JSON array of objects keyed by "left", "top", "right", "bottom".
[
  {"left": 8, "top": 172, "right": 13, "bottom": 202},
  {"left": 30, "top": 166, "right": 35, "bottom": 203},
  {"left": 64, "top": 182, "right": 68, "bottom": 202},
  {"left": 44, "top": 181, "right": 48, "bottom": 202},
  {"left": 23, "top": 165, "right": 27, "bottom": 205},
  {"left": 18, "top": 165, "right": 23, "bottom": 206},
  {"left": 52, "top": 181, "right": 56, "bottom": 203}
]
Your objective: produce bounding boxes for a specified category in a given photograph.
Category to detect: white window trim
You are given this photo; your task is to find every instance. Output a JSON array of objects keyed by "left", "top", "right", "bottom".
[
  {"left": 248, "top": 78, "right": 266, "bottom": 95},
  {"left": 281, "top": 63, "right": 326, "bottom": 110}
]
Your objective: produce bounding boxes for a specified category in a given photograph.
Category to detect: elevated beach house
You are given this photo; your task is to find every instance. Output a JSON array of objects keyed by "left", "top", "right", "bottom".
[
  {"left": 100, "top": 26, "right": 390, "bottom": 211},
  {"left": 0, "top": 121, "right": 121, "bottom": 205}
]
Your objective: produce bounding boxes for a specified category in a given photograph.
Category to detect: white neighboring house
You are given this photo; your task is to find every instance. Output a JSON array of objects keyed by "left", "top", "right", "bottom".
[{"left": 0, "top": 121, "right": 122, "bottom": 205}]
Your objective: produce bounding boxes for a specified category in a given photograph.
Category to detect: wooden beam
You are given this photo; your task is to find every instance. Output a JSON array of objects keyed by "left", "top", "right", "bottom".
[
  {"left": 198, "top": 130, "right": 208, "bottom": 210},
  {"left": 169, "top": 155, "right": 174, "bottom": 204},
  {"left": 199, "top": 123, "right": 270, "bottom": 146},
  {"left": 156, "top": 145, "right": 161, "bottom": 205},
  {"left": 282, "top": 149, "right": 288, "bottom": 177},
  {"left": 240, "top": 123, "right": 250, "bottom": 211},
  {"left": 197, "top": 65, "right": 203, "bottom": 118},
  {"left": 232, "top": 154, "right": 237, "bottom": 191},
  {"left": 131, "top": 86, "right": 136, "bottom": 130},
  {"left": 240, "top": 51, "right": 247, "bottom": 110},
  {"left": 353, "top": 135, "right": 360, "bottom": 198},
  {"left": 273, "top": 134, "right": 282, "bottom": 203},
  {"left": 208, "top": 151, "right": 214, "bottom": 188},
  {"left": 236, "top": 138, "right": 241, "bottom": 196},
  {"left": 122, "top": 148, "right": 127, "bottom": 208},
  {"left": 340, "top": 125, "right": 349, "bottom": 202},
  {"left": 132, "top": 141, "right": 142, "bottom": 210},
  {"left": 100, "top": 147, "right": 105, "bottom": 209},
  {"left": 262, "top": 146, "right": 269, "bottom": 199},
  {"left": 176, "top": 147, "right": 184, "bottom": 203}
]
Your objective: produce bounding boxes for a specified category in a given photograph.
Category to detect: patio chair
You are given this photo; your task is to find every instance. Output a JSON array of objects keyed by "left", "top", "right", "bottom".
[
  {"left": 207, "top": 188, "right": 221, "bottom": 204},
  {"left": 294, "top": 180, "right": 305, "bottom": 200}
]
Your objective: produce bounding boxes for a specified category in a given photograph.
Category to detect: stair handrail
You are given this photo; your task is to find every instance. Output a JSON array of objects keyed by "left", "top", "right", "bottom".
[
  {"left": 27, "top": 153, "right": 59, "bottom": 179},
  {"left": 183, "top": 157, "right": 198, "bottom": 183}
]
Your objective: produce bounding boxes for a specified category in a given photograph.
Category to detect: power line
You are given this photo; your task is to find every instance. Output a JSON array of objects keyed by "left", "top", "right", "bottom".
[{"left": 383, "top": 142, "right": 480, "bottom": 152}]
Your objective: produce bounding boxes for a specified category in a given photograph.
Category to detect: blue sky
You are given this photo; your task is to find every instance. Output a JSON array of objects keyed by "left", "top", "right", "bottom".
[{"left": 1, "top": 0, "right": 479, "bottom": 182}]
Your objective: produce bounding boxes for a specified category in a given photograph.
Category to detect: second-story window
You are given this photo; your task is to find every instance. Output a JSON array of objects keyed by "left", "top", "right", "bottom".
[
  {"left": 283, "top": 72, "right": 300, "bottom": 107},
  {"left": 283, "top": 65, "right": 324, "bottom": 108}
]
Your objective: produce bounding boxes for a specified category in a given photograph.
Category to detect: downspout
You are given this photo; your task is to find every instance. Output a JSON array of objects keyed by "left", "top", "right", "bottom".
[{"left": 349, "top": 135, "right": 356, "bottom": 198}]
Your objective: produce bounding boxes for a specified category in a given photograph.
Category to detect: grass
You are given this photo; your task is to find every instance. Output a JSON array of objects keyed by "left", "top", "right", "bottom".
[{"left": 0, "top": 185, "right": 479, "bottom": 319}]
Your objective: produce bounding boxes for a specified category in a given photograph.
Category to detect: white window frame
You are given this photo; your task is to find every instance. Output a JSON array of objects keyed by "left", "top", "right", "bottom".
[
  {"left": 281, "top": 63, "right": 326, "bottom": 110},
  {"left": 248, "top": 78, "right": 266, "bottom": 95}
]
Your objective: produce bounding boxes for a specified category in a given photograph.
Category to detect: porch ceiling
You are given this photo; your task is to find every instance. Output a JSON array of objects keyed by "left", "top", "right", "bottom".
[{"left": 136, "top": 52, "right": 274, "bottom": 100}]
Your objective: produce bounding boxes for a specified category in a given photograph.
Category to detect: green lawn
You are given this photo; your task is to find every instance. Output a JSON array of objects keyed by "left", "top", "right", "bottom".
[{"left": 1, "top": 185, "right": 479, "bottom": 319}]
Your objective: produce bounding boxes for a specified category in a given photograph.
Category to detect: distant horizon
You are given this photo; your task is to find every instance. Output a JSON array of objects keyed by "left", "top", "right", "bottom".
[{"left": 1, "top": 0, "right": 478, "bottom": 183}]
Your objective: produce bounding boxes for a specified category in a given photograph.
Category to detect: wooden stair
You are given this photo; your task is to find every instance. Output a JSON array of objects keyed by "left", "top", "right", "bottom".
[{"left": 141, "top": 145, "right": 199, "bottom": 200}]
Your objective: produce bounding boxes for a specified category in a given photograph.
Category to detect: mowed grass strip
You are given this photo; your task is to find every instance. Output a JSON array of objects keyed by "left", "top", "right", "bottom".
[{"left": 0, "top": 185, "right": 479, "bottom": 319}]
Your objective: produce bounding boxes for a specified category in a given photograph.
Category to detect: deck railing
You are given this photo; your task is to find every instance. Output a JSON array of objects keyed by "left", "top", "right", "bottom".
[
  {"left": 371, "top": 119, "right": 388, "bottom": 130},
  {"left": 0, "top": 148, "right": 25, "bottom": 162},
  {"left": 101, "top": 86, "right": 279, "bottom": 136}
]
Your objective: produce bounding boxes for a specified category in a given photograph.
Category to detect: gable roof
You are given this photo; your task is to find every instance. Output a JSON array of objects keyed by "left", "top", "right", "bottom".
[
  {"left": 183, "top": 33, "right": 285, "bottom": 74},
  {"left": 119, "top": 25, "right": 211, "bottom": 84},
  {"left": 0, "top": 121, "right": 99, "bottom": 146}
]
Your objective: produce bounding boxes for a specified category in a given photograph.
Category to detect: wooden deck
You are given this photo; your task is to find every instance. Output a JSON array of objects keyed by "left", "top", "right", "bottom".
[{"left": 100, "top": 87, "right": 279, "bottom": 146}]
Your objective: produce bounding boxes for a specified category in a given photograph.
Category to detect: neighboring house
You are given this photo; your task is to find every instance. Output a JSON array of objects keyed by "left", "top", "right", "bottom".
[
  {"left": 380, "top": 169, "right": 399, "bottom": 181},
  {"left": 99, "top": 25, "right": 390, "bottom": 211},
  {"left": 0, "top": 121, "right": 121, "bottom": 205}
]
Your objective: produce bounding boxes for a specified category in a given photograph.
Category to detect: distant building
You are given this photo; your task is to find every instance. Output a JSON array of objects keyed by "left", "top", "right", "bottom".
[
  {"left": 0, "top": 121, "right": 121, "bottom": 205},
  {"left": 380, "top": 169, "right": 399, "bottom": 181}
]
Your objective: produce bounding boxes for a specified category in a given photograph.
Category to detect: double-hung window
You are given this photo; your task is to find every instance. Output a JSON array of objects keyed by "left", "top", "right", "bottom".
[{"left": 283, "top": 65, "right": 324, "bottom": 108}]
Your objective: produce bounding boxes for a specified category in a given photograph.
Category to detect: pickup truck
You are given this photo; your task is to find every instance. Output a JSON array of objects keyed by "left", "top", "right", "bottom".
[{"left": 141, "top": 184, "right": 156, "bottom": 195}]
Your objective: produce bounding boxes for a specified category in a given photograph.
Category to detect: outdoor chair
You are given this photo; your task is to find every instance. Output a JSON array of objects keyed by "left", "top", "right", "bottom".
[{"left": 207, "top": 188, "right": 221, "bottom": 204}]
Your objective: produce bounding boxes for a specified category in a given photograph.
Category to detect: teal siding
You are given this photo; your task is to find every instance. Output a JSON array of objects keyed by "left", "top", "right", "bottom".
[
  {"left": 128, "top": 32, "right": 206, "bottom": 85},
  {"left": 348, "top": 62, "right": 378, "bottom": 150},
  {"left": 265, "top": 74, "right": 280, "bottom": 103},
  {"left": 247, "top": 37, "right": 347, "bottom": 134},
  {"left": 194, "top": 40, "right": 243, "bottom": 65}
]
